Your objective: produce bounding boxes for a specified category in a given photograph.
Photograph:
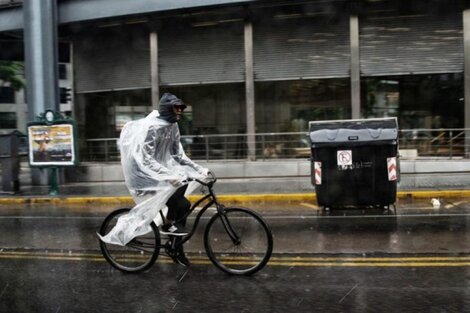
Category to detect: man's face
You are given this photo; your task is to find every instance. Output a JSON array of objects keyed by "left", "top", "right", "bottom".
[{"left": 173, "top": 105, "right": 185, "bottom": 121}]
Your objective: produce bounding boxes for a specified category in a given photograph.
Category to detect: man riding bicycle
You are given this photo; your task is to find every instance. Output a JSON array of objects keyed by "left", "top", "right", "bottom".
[{"left": 99, "top": 93, "right": 210, "bottom": 267}]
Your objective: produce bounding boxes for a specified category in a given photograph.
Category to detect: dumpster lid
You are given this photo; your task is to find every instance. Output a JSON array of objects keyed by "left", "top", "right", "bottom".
[{"left": 309, "top": 117, "right": 398, "bottom": 143}]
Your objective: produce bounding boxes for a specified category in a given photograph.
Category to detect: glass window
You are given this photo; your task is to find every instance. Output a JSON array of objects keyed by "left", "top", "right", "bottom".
[
  {"left": 0, "top": 86, "right": 15, "bottom": 103},
  {"left": 161, "top": 83, "right": 245, "bottom": 136},
  {"left": 362, "top": 73, "right": 464, "bottom": 129},
  {"left": 0, "top": 112, "right": 17, "bottom": 129},
  {"left": 58, "top": 63, "right": 67, "bottom": 80},
  {"left": 83, "top": 89, "right": 151, "bottom": 138},
  {"left": 161, "top": 84, "right": 245, "bottom": 159},
  {"left": 255, "top": 79, "right": 351, "bottom": 133},
  {"left": 59, "top": 87, "right": 68, "bottom": 104},
  {"left": 115, "top": 111, "right": 147, "bottom": 132}
]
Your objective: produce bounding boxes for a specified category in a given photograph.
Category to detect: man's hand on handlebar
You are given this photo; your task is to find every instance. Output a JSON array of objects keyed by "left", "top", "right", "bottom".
[
  {"left": 187, "top": 171, "right": 216, "bottom": 186},
  {"left": 169, "top": 171, "right": 215, "bottom": 187},
  {"left": 199, "top": 167, "right": 212, "bottom": 177}
]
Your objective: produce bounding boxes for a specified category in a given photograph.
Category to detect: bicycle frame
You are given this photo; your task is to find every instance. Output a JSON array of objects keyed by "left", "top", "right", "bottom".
[{"left": 170, "top": 178, "right": 241, "bottom": 248}]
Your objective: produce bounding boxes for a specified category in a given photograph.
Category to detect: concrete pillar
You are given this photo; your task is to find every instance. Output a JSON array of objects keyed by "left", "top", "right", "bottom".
[
  {"left": 150, "top": 31, "right": 159, "bottom": 109},
  {"left": 244, "top": 19, "right": 256, "bottom": 160},
  {"left": 464, "top": 9, "right": 470, "bottom": 158},
  {"left": 350, "top": 15, "right": 361, "bottom": 119},
  {"left": 23, "top": 0, "right": 59, "bottom": 120},
  {"left": 23, "top": 0, "right": 60, "bottom": 186}
]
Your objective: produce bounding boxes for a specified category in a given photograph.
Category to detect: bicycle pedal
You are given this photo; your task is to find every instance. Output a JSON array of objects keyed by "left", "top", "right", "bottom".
[{"left": 165, "top": 249, "right": 180, "bottom": 264}]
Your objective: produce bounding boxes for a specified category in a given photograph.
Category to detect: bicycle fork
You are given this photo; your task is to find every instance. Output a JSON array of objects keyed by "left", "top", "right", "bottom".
[{"left": 217, "top": 205, "right": 241, "bottom": 245}]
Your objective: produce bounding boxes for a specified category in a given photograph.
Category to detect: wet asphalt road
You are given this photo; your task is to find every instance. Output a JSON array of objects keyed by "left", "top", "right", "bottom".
[
  {"left": 2, "top": 256, "right": 470, "bottom": 313},
  {"left": 1, "top": 198, "right": 470, "bottom": 312}
]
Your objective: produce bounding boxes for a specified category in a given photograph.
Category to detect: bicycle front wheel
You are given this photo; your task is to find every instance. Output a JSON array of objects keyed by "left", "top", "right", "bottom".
[
  {"left": 99, "top": 208, "right": 161, "bottom": 273},
  {"left": 204, "top": 207, "right": 273, "bottom": 275}
]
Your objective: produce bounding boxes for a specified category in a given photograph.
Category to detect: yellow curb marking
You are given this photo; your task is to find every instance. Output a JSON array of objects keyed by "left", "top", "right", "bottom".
[
  {"left": 267, "top": 262, "right": 470, "bottom": 267},
  {"left": 300, "top": 202, "right": 319, "bottom": 210},
  {"left": 1, "top": 189, "right": 470, "bottom": 206}
]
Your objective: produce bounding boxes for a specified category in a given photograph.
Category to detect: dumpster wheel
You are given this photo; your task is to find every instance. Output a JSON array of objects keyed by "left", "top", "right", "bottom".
[{"left": 379, "top": 204, "right": 396, "bottom": 215}]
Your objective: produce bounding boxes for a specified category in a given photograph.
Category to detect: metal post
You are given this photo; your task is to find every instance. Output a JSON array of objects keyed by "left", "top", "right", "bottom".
[
  {"left": 49, "top": 167, "right": 59, "bottom": 196},
  {"left": 205, "top": 137, "right": 209, "bottom": 162},
  {"left": 244, "top": 19, "right": 256, "bottom": 161},
  {"left": 23, "top": 0, "right": 60, "bottom": 119},
  {"left": 150, "top": 31, "right": 159, "bottom": 109},
  {"left": 104, "top": 140, "right": 108, "bottom": 162},
  {"left": 350, "top": 15, "right": 361, "bottom": 119},
  {"left": 464, "top": 9, "right": 470, "bottom": 158},
  {"left": 261, "top": 135, "right": 265, "bottom": 160},
  {"left": 449, "top": 130, "right": 453, "bottom": 158}
]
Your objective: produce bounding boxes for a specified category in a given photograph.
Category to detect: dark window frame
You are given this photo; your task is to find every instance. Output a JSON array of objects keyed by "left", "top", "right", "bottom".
[{"left": 0, "top": 112, "right": 17, "bottom": 129}]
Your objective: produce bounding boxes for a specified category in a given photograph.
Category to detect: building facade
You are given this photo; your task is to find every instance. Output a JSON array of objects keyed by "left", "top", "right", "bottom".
[
  {"left": 0, "top": 0, "right": 468, "bottom": 158},
  {"left": 0, "top": 61, "right": 73, "bottom": 133}
]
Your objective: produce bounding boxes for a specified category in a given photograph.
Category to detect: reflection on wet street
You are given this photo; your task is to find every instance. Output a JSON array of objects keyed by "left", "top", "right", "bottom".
[
  {"left": 1, "top": 198, "right": 470, "bottom": 312},
  {"left": 1, "top": 253, "right": 470, "bottom": 313}
]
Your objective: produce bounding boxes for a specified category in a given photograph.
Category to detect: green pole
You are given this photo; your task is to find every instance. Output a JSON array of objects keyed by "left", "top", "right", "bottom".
[{"left": 49, "top": 167, "right": 59, "bottom": 196}]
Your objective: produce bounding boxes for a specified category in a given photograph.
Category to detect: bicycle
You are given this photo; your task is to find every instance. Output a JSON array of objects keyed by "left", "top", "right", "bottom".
[{"left": 98, "top": 173, "right": 273, "bottom": 276}]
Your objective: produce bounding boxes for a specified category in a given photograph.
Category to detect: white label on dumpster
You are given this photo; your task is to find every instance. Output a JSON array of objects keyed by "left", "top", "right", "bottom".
[
  {"left": 337, "top": 150, "right": 352, "bottom": 166},
  {"left": 314, "top": 162, "right": 322, "bottom": 185},
  {"left": 387, "top": 157, "right": 397, "bottom": 181}
]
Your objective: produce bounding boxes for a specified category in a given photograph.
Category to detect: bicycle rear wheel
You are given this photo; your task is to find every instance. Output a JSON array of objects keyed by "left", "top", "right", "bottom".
[
  {"left": 204, "top": 207, "right": 273, "bottom": 275},
  {"left": 99, "top": 208, "right": 160, "bottom": 273}
]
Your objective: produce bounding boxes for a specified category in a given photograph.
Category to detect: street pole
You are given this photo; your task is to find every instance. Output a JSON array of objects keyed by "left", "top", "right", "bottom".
[
  {"left": 49, "top": 167, "right": 59, "bottom": 196},
  {"left": 23, "top": 0, "right": 60, "bottom": 117},
  {"left": 24, "top": 0, "right": 61, "bottom": 188}
]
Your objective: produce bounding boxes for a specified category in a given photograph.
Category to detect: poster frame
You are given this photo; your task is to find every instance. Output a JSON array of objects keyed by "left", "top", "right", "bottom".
[{"left": 27, "top": 116, "right": 79, "bottom": 168}]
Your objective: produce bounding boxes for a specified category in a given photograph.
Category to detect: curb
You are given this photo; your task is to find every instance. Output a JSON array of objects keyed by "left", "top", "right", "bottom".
[{"left": 0, "top": 190, "right": 469, "bottom": 205}]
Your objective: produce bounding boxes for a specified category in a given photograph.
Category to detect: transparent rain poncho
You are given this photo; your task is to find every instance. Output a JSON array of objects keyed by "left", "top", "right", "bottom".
[{"left": 99, "top": 110, "right": 208, "bottom": 245}]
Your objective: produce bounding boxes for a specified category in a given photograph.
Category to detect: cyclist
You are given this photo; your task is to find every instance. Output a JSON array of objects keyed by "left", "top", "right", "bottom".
[{"left": 99, "top": 93, "right": 210, "bottom": 267}]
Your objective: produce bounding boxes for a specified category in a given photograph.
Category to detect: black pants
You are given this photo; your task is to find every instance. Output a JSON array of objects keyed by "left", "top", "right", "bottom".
[{"left": 165, "top": 185, "right": 191, "bottom": 226}]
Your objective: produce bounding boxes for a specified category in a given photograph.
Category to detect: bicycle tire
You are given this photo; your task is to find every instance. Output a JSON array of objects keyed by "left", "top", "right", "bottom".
[
  {"left": 99, "top": 208, "right": 161, "bottom": 273},
  {"left": 204, "top": 207, "right": 273, "bottom": 275}
]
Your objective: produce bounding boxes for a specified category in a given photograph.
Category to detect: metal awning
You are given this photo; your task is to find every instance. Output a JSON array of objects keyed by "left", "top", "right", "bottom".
[{"left": 0, "top": 0, "right": 255, "bottom": 32}]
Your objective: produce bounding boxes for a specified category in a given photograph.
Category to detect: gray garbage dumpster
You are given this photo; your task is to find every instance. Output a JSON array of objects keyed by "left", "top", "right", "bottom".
[
  {"left": 0, "top": 133, "right": 20, "bottom": 193},
  {"left": 309, "top": 117, "right": 399, "bottom": 209}
]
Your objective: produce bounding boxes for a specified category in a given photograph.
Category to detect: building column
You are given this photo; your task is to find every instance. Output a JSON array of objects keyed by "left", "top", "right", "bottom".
[
  {"left": 23, "top": 0, "right": 59, "bottom": 119},
  {"left": 150, "top": 31, "right": 159, "bottom": 109},
  {"left": 464, "top": 9, "right": 470, "bottom": 158},
  {"left": 350, "top": 15, "right": 361, "bottom": 119},
  {"left": 244, "top": 19, "right": 256, "bottom": 160}
]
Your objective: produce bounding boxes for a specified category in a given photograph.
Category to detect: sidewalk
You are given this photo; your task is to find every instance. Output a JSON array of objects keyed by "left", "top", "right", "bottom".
[
  {"left": 2, "top": 158, "right": 470, "bottom": 206},
  {"left": 1, "top": 180, "right": 470, "bottom": 206}
]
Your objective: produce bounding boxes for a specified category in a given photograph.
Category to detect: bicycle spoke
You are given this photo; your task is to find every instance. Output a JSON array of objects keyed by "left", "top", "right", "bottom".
[{"left": 126, "top": 242, "right": 155, "bottom": 253}]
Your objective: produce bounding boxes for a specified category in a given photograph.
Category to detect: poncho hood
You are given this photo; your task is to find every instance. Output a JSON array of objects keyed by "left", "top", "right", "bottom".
[{"left": 158, "top": 93, "right": 186, "bottom": 123}]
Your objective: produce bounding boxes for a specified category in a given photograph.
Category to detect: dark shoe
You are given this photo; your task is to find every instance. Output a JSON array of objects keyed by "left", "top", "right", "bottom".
[
  {"left": 160, "top": 223, "right": 188, "bottom": 236},
  {"left": 174, "top": 250, "right": 191, "bottom": 267}
]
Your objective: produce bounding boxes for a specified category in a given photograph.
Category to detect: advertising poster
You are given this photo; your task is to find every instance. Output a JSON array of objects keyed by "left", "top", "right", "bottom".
[{"left": 28, "top": 124, "right": 76, "bottom": 166}]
